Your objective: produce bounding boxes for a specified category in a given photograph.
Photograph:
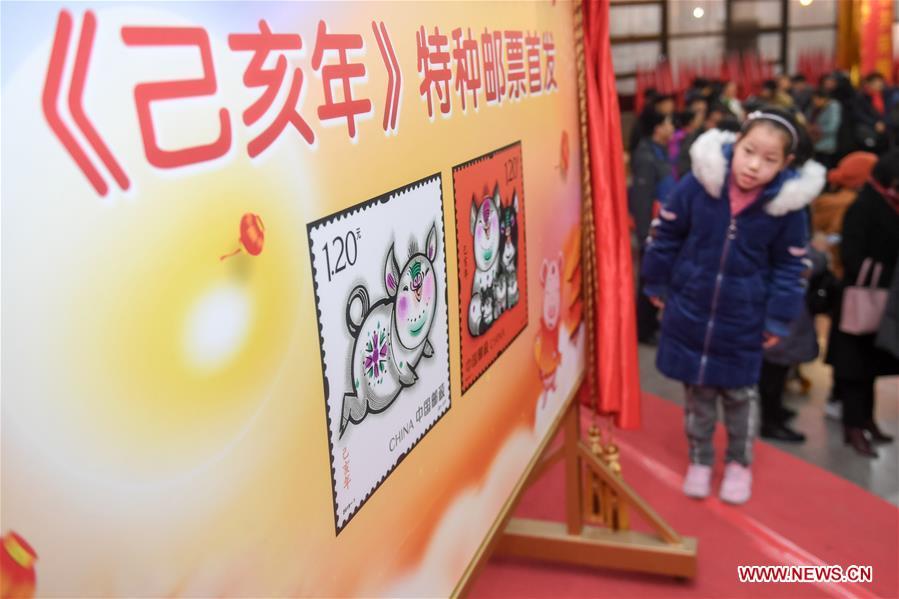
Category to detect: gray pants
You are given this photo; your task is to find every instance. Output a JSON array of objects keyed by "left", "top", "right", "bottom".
[{"left": 684, "top": 384, "right": 758, "bottom": 467}]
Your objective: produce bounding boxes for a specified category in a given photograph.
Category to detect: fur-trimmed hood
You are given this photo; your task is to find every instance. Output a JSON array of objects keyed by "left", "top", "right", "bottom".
[{"left": 688, "top": 128, "right": 826, "bottom": 216}]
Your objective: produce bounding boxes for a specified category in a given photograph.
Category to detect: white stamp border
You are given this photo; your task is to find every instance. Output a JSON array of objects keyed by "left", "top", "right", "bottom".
[{"left": 306, "top": 172, "right": 451, "bottom": 535}]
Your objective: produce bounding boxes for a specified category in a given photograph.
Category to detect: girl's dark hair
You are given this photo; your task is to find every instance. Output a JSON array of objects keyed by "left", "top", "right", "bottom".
[
  {"left": 739, "top": 106, "right": 811, "bottom": 165},
  {"left": 872, "top": 149, "right": 899, "bottom": 188},
  {"left": 812, "top": 86, "right": 831, "bottom": 99}
]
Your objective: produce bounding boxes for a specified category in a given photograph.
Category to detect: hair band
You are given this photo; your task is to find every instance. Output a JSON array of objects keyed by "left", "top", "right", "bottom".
[{"left": 744, "top": 111, "right": 798, "bottom": 152}]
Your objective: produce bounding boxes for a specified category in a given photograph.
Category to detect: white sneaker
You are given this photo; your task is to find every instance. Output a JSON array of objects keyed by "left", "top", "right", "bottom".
[
  {"left": 720, "top": 462, "right": 752, "bottom": 505},
  {"left": 682, "top": 464, "right": 712, "bottom": 499},
  {"left": 824, "top": 400, "right": 842, "bottom": 421}
]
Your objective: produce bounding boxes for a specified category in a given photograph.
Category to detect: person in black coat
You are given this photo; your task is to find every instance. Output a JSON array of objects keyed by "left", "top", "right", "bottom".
[
  {"left": 826, "top": 71, "right": 858, "bottom": 161},
  {"left": 826, "top": 150, "right": 899, "bottom": 457},
  {"left": 630, "top": 110, "right": 675, "bottom": 343},
  {"left": 851, "top": 73, "right": 890, "bottom": 154},
  {"left": 628, "top": 93, "right": 676, "bottom": 153},
  {"left": 759, "top": 247, "right": 829, "bottom": 443}
]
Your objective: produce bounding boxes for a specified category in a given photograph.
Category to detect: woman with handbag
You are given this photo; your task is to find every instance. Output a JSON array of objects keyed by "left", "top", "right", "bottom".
[
  {"left": 826, "top": 150, "right": 899, "bottom": 457},
  {"left": 811, "top": 151, "right": 878, "bottom": 280}
]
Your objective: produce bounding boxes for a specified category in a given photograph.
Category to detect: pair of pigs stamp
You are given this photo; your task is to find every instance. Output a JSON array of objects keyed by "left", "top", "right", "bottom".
[
  {"left": 466, "top": 185, "right": 520, "bottom": 336},
  {"left": 454, "top": 142, "right": 529, "bottom": 392},
  {"left": 309, "top": 144, "right": 529, "bottom": 533}
]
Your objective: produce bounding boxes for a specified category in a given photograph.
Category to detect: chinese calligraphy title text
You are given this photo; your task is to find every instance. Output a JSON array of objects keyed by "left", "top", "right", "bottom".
[{"left": 45, "top": 11, "right": 560, "bottom": 196}]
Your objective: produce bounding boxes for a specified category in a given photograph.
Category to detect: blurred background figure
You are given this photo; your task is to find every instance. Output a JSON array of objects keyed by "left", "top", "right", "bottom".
[
  {"left": 677, "top": 103, "right": 729, "bottom": 178},
  {"left": 812, "top": 152, "right": 878, "bottom": 278},
  {"left": 806, "top": 87, "right": 842, "bottom": 169},
  {"left": 791, "top": 74, "right": 813, "bottom": 113},
  {"left": 629, "top": 92, "right": 676, "bottom": 154},
  {"left": 629, "top": 110, "right": 675, "bottom": 344},
  {"left": 852, "top": 73, "right": 890, "bottom": 153},
  {"left": 775, "top": 74, "right": 796, "bottom": 109},
  {"left": 826, "top": 150, "right": 899, "bottom": 457},
  {"left": 720, "top": 80, "right": 745, "bottom": 121},
  {"left": 759, "top": 247, "right": 831, "bottom": 444}
]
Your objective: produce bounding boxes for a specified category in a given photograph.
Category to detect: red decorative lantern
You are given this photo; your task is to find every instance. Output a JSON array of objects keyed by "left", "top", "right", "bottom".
[
  {"left": 1, "top": 531, "right": 37, "bottom": 599},
  {"left": 221, "top": 213, "right": 265, "bottom": 261}
]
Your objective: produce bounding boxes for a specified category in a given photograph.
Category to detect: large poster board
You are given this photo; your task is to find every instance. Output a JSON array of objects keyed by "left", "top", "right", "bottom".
[{"left": 1, "top": 2, "right": 585, "bottom": 596}]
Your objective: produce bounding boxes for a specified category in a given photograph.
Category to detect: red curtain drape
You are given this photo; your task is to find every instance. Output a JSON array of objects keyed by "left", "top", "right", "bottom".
[{"left": 581, "top": 0, "right": 641, "bottom": 429}]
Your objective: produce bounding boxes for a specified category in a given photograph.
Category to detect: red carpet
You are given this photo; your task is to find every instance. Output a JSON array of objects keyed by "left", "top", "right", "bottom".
[{"left": 470, "top": 393, "right": 899, "bottom": 598}]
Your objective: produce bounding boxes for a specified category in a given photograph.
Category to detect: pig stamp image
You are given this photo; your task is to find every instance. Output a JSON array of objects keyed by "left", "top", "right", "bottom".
[{"left": 341, "top": 225, "right": 439, "bottom": 436}]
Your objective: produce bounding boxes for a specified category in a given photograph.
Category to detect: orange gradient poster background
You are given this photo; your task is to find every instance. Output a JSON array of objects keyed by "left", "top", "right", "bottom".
[{"left": 1, "top": 1, "right": 585, "bottom": 596}]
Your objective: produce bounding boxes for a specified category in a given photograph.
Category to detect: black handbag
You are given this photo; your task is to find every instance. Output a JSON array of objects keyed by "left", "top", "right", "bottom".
[{"left": 807, "top": 267, "right": 839, "bottom": 316}]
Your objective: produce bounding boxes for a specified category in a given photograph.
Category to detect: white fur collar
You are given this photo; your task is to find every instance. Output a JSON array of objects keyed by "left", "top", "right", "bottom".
[
  {"left": 688, "top": 128, "right": 826, "bottom": 216},
  {"left": 690, "top": 129, "right": 736, "bottom": 199}
]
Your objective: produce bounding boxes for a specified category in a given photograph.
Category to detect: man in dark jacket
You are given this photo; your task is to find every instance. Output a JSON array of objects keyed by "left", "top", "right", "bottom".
[
  {"left": 630, "top": 110, "right": 675, "bottom": 343},
  {"left": 851, "top": 73, "right": 890, "bottom": 153}
]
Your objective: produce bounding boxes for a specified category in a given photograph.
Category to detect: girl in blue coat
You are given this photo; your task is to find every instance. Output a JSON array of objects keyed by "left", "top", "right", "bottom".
[{"left": 642, "top": 109, "right": 826, "bottom": 505}]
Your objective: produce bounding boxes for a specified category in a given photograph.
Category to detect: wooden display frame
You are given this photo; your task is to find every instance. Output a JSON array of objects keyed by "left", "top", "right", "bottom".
[
  {"left": 494, "top": 398, "right": 697, "bottom": 578},
  {"left": 453, "top": 386, "right": 697, "bottom": 597}
]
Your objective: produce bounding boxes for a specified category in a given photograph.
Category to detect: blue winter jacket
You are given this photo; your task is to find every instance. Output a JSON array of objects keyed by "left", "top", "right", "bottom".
[{"left": 641, "top": 129, "right": 826, "bottom": 388}]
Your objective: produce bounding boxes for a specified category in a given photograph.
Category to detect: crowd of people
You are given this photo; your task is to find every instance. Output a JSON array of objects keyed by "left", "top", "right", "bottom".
[{"left": 627, "top": 69, "right": 899, "bottom": 505}]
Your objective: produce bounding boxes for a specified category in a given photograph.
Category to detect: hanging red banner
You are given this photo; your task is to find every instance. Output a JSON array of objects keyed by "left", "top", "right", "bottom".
[{"left": 859, "top": 0, "right": 894, "bottom": 83}]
